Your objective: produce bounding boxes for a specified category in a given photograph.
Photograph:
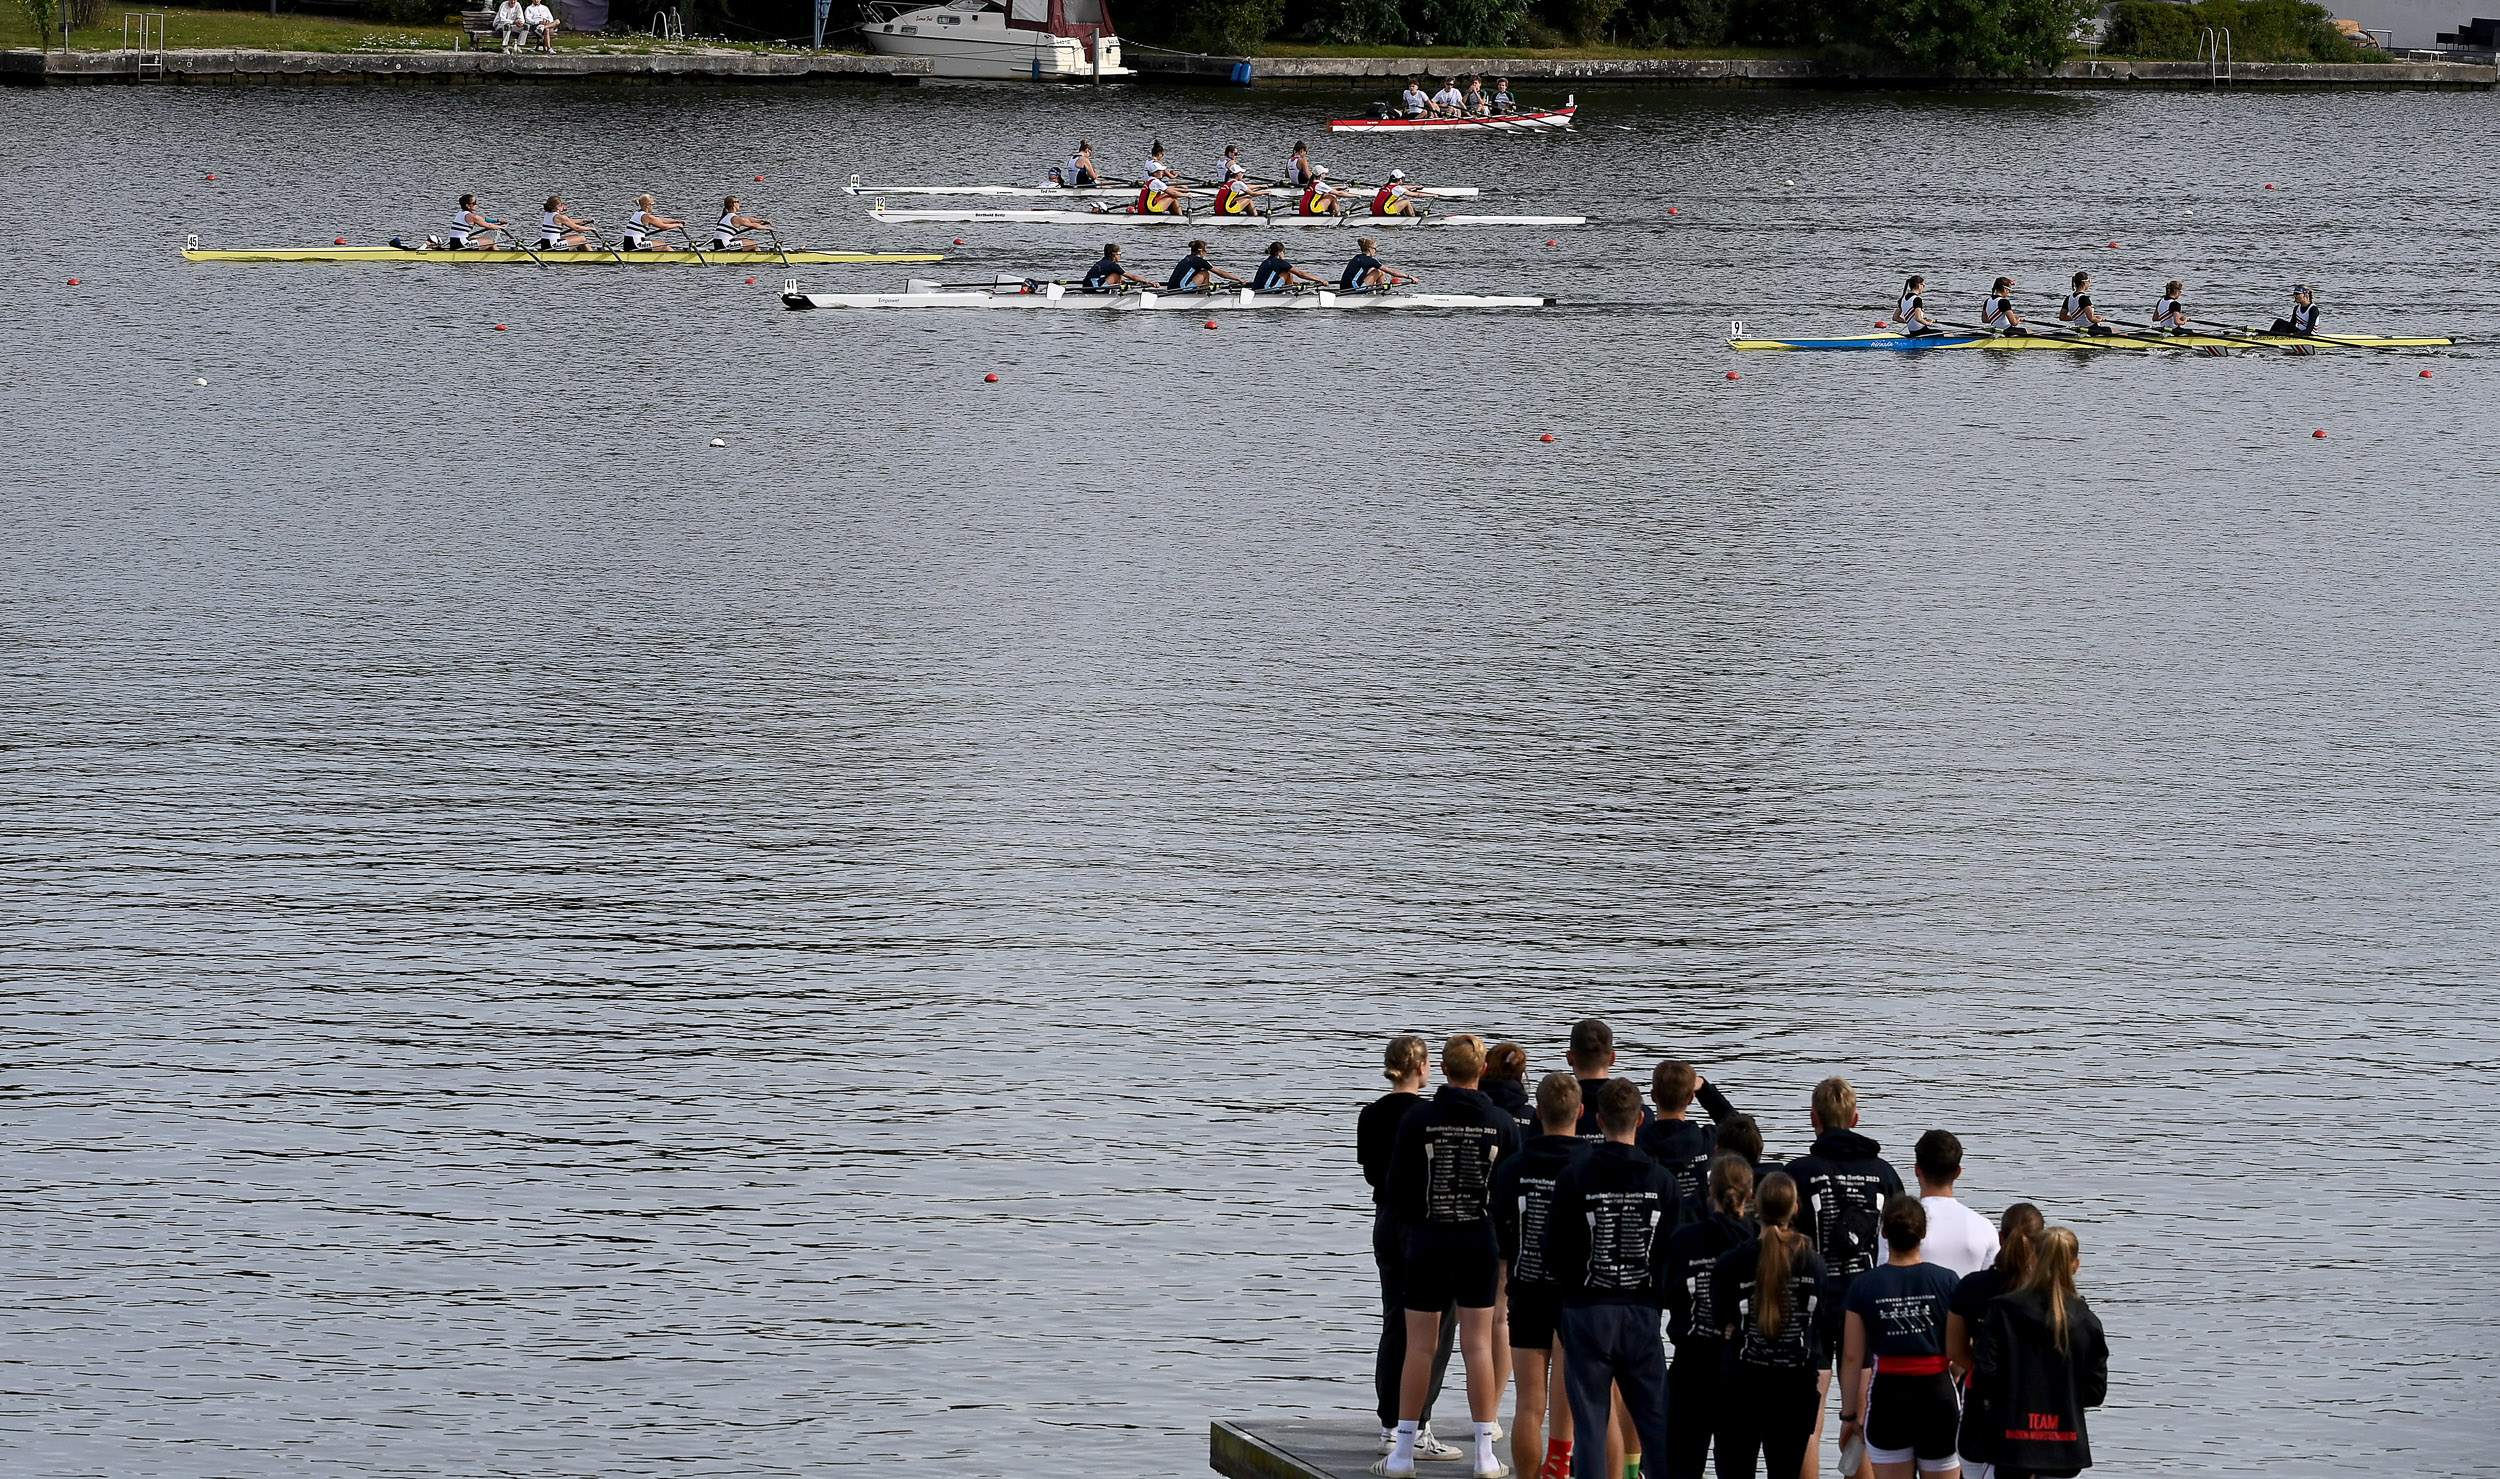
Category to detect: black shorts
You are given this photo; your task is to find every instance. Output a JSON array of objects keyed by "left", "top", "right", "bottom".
[
  {"left": 1507, "top": 1285, "right": 1561, "bottom": 1350},
  {"left": 1866, "top": 1372, "right": 1960, "bottom": 1464},
  {"left": 1403, "top": 1224, "right": 1500, "bottom": 1311}
]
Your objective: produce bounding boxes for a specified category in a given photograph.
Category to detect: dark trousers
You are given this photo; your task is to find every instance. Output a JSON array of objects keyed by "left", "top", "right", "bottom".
[
  {"left": 1664, "top": 1351, "right": 1723, "bottom": 1479},
  {"left": 2270, "top": 318, "right": 2309, "bottom": 336},
  {"left": 1712, "top": 1366, "right": 1819, "bottom": 1479},
  {"left": 1559, "top": 1303, "right": 1670, "bottom": 1479},
  {"left": 1373, "top": 1206, "right": 1454, "bottom": 1429}
]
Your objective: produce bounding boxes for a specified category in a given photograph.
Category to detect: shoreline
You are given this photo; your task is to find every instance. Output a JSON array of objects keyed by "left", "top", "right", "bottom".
[{"left": 0, "top": 46, "right": 932, "bottom": 83}]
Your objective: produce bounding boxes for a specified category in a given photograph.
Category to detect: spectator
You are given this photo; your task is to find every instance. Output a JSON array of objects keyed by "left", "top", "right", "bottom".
[
  {"left": 523, "top": 0, "right": 558, "bottom": 51},
  {"left": 493, "top": 0, "right": 525, "bottom": 51}
]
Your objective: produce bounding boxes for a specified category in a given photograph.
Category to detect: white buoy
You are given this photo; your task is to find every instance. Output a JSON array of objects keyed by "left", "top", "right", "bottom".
[
  {"left": 710, "top": 438, "right": 725, "bottom": 447},
  {"left": 195, "top": 377, "right": 208, "bottom": 386}
]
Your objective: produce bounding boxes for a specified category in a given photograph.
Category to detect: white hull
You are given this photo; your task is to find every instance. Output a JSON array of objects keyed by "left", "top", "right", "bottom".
[
  {"left": 1328, "top": 105, "right": 1576, "bottom": 134},
  {"left": 784, "top": 282, "right": 1552, "bottom": 310},
  {"left": 866, "top": 206, "right": 1585, "bottom": 228},
  {"left": 845, "top": 176, "right": 1479, "bottom": 199},
  {"left": 858, "top": 3, "right": 1130, "bottom": 78}
]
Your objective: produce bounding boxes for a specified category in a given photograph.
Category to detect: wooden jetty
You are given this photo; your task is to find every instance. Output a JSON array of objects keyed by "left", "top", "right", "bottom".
[{"left": 1213, "top": 1419, "right": 1393, "bottom": 1479}]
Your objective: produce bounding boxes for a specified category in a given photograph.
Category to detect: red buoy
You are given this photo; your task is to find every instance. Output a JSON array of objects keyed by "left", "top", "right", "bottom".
[
  {"left": 67, "top": 278, "right": 79, "bottom": 285},
  {"left": 1204, "top": 319, "right": 1218, "bottom": 329},
  {"left": 1539, "top": 433, "right": 1555, "bottom": 443},
  {"left": 1725, "top": 371, "right": 1740, "bottom": 380},
  {"left": 1876, "top": 321, "right": 1888, "bottom": 328},
  {"left": 1545, "top": 239, "right": 1557, "bottom": 247},
  {"left": 984, "top": 373, "right": 999, "bottom": 383},
  {"left": 954, "top": 238, "right": 966, "bottom": 246},
  {"left": 1667, "top": 207, "right": 1678, "bottom": 215},
  {"left": 754, "top": 176, "right": 763, "bottom": 182},
  {"left": 2266, "top": 183, "right": 2278, "bottom": 189},
  {"left": 746, "top": 278, "right": 756, "bottom": 284},
  {"left": 493, "top": 324, "right": 507, "bottom": 331},
  {"left": 2420, "top": 369, "right": 2433, "bottom": 378},
  {"left": 2107, "top": 240, "right": 2119, "bottom": 247},
  {"left": 205, "top": 173, "right": 215, "bottom": 180},
  {"left": 2312, "top": 429, "right": 2326, "bottom": 438}
]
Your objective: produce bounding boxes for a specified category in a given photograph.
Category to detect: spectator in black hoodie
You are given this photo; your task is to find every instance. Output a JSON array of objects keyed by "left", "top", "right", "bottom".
[
  {"left": 1711, "top": 1170, "right": 1828, "bottom": 1479},
  {"left": 1783, "top": 1077, "right": 1905, "bottom": 1479},
  {"left": 1492, "top": 1072, "right": 1588, "bottom": 1479},
  {"left": 1360, "top": 1035, "right": 1460, "bottom": 1456},
  {"left": 1661, "top": 1153, "right": 1754, "bottom": 1479},
  {"left": 1379, "top": 1034, "right": 1523, "bottom": 1479},
  {"left": 1566, "top": 1018, "right": 1652, "bottom": 1143},
  {"left": 1637, "top": 1061, "right": 1741, "bottom": 1218},
  {"left": 1947, "top": 1203, "right": 2041, "bottom": 1479},
  {"left": 1973, "top": 1227, "right": 2105, "bottom": 1479},
  {"left": 1543, "top": 1078, "right": 1677, "bottom": 1479},
  {"left": 1485, "top": 1042, "right": 1539, "bottom": 1134}
]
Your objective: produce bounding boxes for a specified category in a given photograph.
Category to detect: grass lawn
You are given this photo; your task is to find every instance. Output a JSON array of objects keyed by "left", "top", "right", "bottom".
[{"left": 0, "top": 2, "right": 852, "bottom": 52}]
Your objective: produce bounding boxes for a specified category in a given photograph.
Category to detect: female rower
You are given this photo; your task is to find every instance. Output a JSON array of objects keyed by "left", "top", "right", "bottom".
[
  {"left": 1250, "top": 241, "right": 1327, "bottom": 294},
  {"left": 537, "top": 194, "right": 593, "bottom": 251},
  {"left": 1662, "top": 1154, "right": 1755, "bottom": 1479},
  {"left": 1711, "top": 1171, "right": 1826, "bottom": 1479},
  {"left": 2058, "top": 271, "right": 2115, "bottom": 335},
  {"left": 1211, "top": 173, "right": 1261, "bottom": 217},
  {"left": 621, "top": 195, "right": 683, "bottom": 251},
  {"left": 447, "top": 193, "right": 504, "bottom": 250},
  {"left": 2270, "top": 284, "right": 2321, "bottom": 336},
  {"left": 1285, "top": 141, "right": 1317, "bottom": 188},
  {"left": 1081, "top": 243, "right": 1153, "bottom": 293},
  {"left": 1837, "top": 1197, "right": 1963, "bottom": 1479},
  {"left": 1371, "top": 169, "right": 1421, "bottom": 217},
  {"left": 1298, "top": 166, "right": 1346, "bottom": 218},
  {"left": 1980, "top": 278, "right": 2022, "bottom": 334},
  {"left": 1340, "top": 238, "right": 1413, "bottom": 293},
  {"left": 2151, "top": 280, "right": 2192, "bottom": 334},
  {"left": 1947, "top": 1204, "right": 2042, "bottom": 1479},
  {"left": 1063, "top": 140, "right": 1098, "bottom": 188},
  {"left": 1895, "top": 275, "right": 1941, "bottom": 337},
  {"left": 714, "top": 195, "right": 772, "bottom": 251},
  {"left": 1972, "top": 1228, "right": 2106, "bottom": 1479},
  {"left": 1166, "top": 239, "right": 1247, "bottom": 293},
  {"left": 1218, "top": 144, "right": 1245, "bottom": 182}
]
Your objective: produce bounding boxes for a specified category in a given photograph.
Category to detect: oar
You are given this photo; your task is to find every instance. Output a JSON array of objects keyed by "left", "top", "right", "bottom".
[
  {"left": 580, "top": 218, "right": 631, "bottom": 266},
  {"left": 2108, "top": 316, "right": 2252, "bottom": 353},
  {"left": 1930, "top": 316, "right": 2136, "bottom": 350},
  {"left": 493, "top": 220, "right": 547, "bottom": 267},
  {"left": 672, "top": 224, "right": 710, "bottom": 266},
  {"left": 761, "top": 223, "right": 794, "bottom": 267},
  {"left": 2230, "top": 321, "right": 2401, "bottom": 350}
]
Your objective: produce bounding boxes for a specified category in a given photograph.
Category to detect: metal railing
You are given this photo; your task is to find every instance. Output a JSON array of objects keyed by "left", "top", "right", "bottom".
[
  {"left": 649, "top": 8, "right": 682, "bottom": 39},
  {"left": 123, "top": 10, "right": 165, "bottom": 77},
  {"left": 2197, "top": 25, "right": 2232, "bottom": 85}
]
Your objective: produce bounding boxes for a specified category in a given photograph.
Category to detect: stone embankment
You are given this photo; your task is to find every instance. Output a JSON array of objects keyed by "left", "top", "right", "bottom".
[
  {"left": 0, "top": 47, "right": 931, "bottom": 83},
  {"left": 1130, "top": 50, "right": 2497, "bottom": 89}
]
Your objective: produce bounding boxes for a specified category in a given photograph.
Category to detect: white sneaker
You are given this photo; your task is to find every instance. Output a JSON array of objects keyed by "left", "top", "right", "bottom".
[
  {"left": 1382, "top": 1431, "right": 1398, "bottom": 1456},
  {"left": 1487, "top": 1424, "right": 1505, "bottom": 1444},
  {"left": 1413, "top": 1427, "right": 1466, "bottom": 1461},
  {"left": 1473, "top": 1463, "right": 1512, "bottom": 1479},
  {"left": 1370, "top": 1461, "right": 1418, "bottom": 1479}
]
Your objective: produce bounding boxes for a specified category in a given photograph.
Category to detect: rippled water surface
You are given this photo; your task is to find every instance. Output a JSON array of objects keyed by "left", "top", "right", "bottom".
[{"left": 4, "top": 77, "right": 2498, "bottom": 1479}]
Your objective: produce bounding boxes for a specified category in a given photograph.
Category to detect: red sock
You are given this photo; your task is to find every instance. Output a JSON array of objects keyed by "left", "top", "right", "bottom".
[{"left": 1540, "top": 1438, "right": 1573, "bottom": 1479}]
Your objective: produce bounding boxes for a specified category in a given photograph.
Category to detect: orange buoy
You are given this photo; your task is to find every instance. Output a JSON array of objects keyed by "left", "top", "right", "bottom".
[
  {"left": 984, "top": 373, "right": 999, "bottom": 383},
  {"left": 1539, "top": 433, "right": 1555, "bottom": 442}
]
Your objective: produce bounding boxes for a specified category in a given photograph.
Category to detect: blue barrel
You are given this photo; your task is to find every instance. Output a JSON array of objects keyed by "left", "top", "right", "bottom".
[{"left": 1229, "top": 60, "right": 1253, "bottom": 85}]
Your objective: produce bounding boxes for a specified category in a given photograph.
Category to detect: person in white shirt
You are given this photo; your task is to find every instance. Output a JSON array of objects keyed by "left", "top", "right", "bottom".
[
  {"left": 493, "top": 0, "right": 525, "bottom": 51},
  {"left": 1913, "top": 1130, "right": 2000, "bottom": 1278},
  {"left": 521, "top": 0, "right": 557, "bottom": 51},
  {"left": 1430, "top": 80, "right": 1464, "bottom": 116},
  {"left": 1400, "top": 80, "right": 1428, "bottom": 117}
]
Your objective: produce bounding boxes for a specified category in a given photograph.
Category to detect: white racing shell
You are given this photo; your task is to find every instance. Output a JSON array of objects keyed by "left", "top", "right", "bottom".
[{"left": 781, "top": 277, "right": 1553, "bottom": 310}]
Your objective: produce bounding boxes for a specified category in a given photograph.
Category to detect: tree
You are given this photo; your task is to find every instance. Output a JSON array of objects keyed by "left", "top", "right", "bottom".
[{"left": 1857, "top": 0, "right": 2091, "bottom": 73}]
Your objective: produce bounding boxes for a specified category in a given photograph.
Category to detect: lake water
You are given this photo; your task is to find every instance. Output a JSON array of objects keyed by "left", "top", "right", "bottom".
[{"left": 3, "top": 76, "right": 2496, "bottom": 1479}]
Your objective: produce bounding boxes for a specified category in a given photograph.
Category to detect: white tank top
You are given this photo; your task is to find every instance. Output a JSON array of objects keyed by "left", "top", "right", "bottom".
[
  {"left": 541, "top": 210, "right": 563, "bottom": 240},
  {"left": 2062, "top": 291, "right": 2090, "bottom": 322},
  {"left": 1982, "top": 295, "right": 2015, "bottom": 329},
  {"left": 450, "top": 208, "right": 474, "bottom": 237},
  {"left": 2152, "top": 296, "right": 2183, "bottom": 328},
  {"left": 1897, "top": 293, "right": 1923, "bottom": 323},
  {"left": 717, "top": 212, "right": 739, "bottom": 241},
  {"left": 2290, "top": 302, "right": 2317, "bottom": 331}
]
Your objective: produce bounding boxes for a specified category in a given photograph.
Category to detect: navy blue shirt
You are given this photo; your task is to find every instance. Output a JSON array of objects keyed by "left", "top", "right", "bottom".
[
  {"left": 1084, "top": 256, "right": 1122, "bottom": 290},
  {"left": 1251, "top": 255, "right": 1295, "bottom": 291},
  {"left": 1166, "top": 254, "right": 1212, "bottom": 291},
  {"left": 1846, "top": 1260, "right": 1961, "bottom": 1363},
  {"left": 1340, "top": 252, "right": 1382, "bottom": 290}
]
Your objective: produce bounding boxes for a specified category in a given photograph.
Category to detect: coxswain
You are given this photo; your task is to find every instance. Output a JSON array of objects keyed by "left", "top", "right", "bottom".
[
  {"left": 1285, "top": 141, "right": 1317, "bottom": 188},
  {"left": 1063, "top": 140, "right": 1099, "bottom": 188},
  {"left": 1491, "top": 76, "right": 1517, "bottom": 113},
  {"left": 1401, "top": 79, "right": 1430, "bottom": 117},
  {"left": 1340, "top": 237, "right": 1413, "bottom": 293},
  {"left": 1370, "top": 168, "right": 1422, "bottom": 217},
  {"left": 1894, "top": 274, "right": 1941, "bottom": 337},
  {"left": 1082, "top": 243, "right": 1153, "bottom": 293},
  {"left": 1211, "top": 172, "right": 1262, "bottom": 216},
  {"left": 1980, "top": 277, "right": 2023, "bottom": 333},
  {"left": 1432, "top": 77, "right": 1465, "bottom": 116},
  {"left": 1297, "top": 165, "right": 1347, "bottom": 217},
  {"left": 537, "top": 194, "right": 593, "bottom": 251},
  {"left": 2151, "top": 279, "right": 2192, "bottom": 333},
  {"left": 2270, "top": 284, "right": 2321, "bottom": 336},
  {"left": 621, "top": 194, "right": 683, "bottom": 250},
  {"left": 2058, "top": 270, "right": 2115, "bottom": 335},
  {"left": 447, "top": 193, "right": 505, "bottom": 250},
  {"left": 1167, "top": 238, "right": 1247, "bottom": 293},
  {"left": 714, "top": 195, "right": 771, "bottom": 250},
  {"left": 1250, "top": 240, "right": 1327, "bottom": 294}
]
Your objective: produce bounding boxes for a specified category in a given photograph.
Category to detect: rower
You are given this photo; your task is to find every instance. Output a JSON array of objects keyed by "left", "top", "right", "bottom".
[
  {"left": 1432, "top": 77, "right": 1465, "bottom": 116},
  {"left": 1250, "top": 240, "right": 1327, "bottom": 294},
  {"left": 1217, "top": 145, "right": 1246, "bottom": 184},
  {"left": 2151, "top": 279, "right": 2192, "bottom": 333},
  {"left": 1369, "top": 168, "right": 1421, "bottom": 217},
  {"left": 1400, "top": 79, "right": 1429, "bottom": 117},
  {"left": 1210, "top": 172, "right": 1262, "bottom": 217},
  {"left": 2058, "top": 271, "right": 2115, "bottom": 335},
  {"left": 1297, "top": 165, "right": 1346, "bottom": 218},
  {"left": 714, "top": 195, "right": 772, "bottom": 250},
  {"left": 1167, "top": 238, "right": 1247, "bottom": 293},
  {"left": 1980, "top": 276, "right": 2023, "bottom": 334},
  {"left": 2270, "top": 284, "right": 2321, "bottom": 336},
  {"left": 537, "top": 194, "right": 593, "bottom": 251},
  {"left": 1063, "top": 140, "right": 1099, "bottom": 188},
  {"left": 1339, "top": 236, "right": 1413, "bottom": 294},
  {"left": 1136, "top": 168, "right": 1189, "bottom": 216},
  {"left": 1082, "top": 242, "right": 1153, "bottom": 293},
  {"left": 1894, "top": 274, "right": 1941, "bottom": 337},
  {"left": 622, "top": 194, "right": 684, "bottom": 250},
  {"left": 1492, "top": 76, "right": 1516, "bottom": 112},
  {"left": 447, "top": 193, "right": 504, "bottom": 250},
  {"left": 1285, "top": 141, "right": 1316, "bottom": 189},
  {"left": 1463, "top": 75, "right": 1488, "bottom": 116}
]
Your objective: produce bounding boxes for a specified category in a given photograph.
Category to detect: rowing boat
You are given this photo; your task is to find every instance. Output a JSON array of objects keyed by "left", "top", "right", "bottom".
[
  {"left": 867, "top": 205, "right": 1585, "bottom": 228},
  {"left": 183, "top": 245, "right": 944, "bottom": 264},
  {"left": 1729, "top": 327, "right": 2455, "bottom": 351},
  {"left": 781, "top": 277, "right": 1551, "bottom": 311},
  {"left": 1329, "top": 101, "right": 1577, "bottom": 134},
  {"left": 844, "top": 174, "right": 1481, "bottom": 199}
]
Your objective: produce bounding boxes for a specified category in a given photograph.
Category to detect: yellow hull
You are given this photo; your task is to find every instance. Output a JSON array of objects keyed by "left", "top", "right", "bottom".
[{"left": 183, "top": 247, "right": 943, "bottom": 264}]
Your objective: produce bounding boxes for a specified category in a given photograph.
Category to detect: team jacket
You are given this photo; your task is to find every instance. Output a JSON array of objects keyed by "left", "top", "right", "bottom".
[
  {"left": 1573, "top": 1077, "right": 1655, "bottom": 1142},
  {"left": 1386, "top": 1084, "right": 1520, "bottom": 1228},
  {"left": 1490, "top": 1134, "right": 1588, "bottom": 1292},
  {"left": 1711, "top": 1235, "right": 1830, "bottom": 1370},
  {"left": 1662, "top": 1208, "right": 1752, "bottom": 1352},
  {"left": 1633, "top": 1080, "right": 1740, "bottom": 1212},
  {"left": 1541, "top": 1141, "right": 1679, "bottom": 1307},
  {"left": 1482, "top": 1076, "right": 1539, "bottom": 1136},
  {"left": 1784, "top": 1128, "right": 1906, "bottom": 1286},
  {"left": 1974, "top": 1285, "right": 2109, "bottom": 1473}
]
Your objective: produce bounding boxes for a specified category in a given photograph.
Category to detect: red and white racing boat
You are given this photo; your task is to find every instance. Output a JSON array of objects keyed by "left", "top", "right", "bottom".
[{"left": 1328, "top": 96, "right": 1576, "bottom": 134}]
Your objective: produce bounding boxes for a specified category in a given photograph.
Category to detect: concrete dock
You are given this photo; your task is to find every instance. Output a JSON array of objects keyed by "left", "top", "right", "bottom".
[
  {"left": 0, "top": 46, "right": 932, "bottom": 84},
  {"left": 1213, "top": 1419, "right": 1397, "bottom": 1479},
  {"left": 1132, "top": 51, "right": 2498, "bottom": 89}
]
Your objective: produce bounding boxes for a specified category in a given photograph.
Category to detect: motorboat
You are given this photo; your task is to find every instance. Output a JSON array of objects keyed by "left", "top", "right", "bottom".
[{"left": 857, "top": 0, "right": 1130, "bottom": 80}]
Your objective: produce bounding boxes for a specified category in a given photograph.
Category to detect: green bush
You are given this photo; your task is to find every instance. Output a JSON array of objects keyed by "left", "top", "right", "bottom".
[
  {"left": 1420, "top": 0, "right": 1525, "bottom": 44},
  {"left": 2104, "top": 0, "right": 2377, "bottom": 60},
  {"left": 1186, "top": 0, "right": 1284, "bottom": 47},
  {"left": 1861, "top": 0, "right": 2088, "bottom": 71},
  {"left": 1620, "top": 0, "right": 1729, "bottom": 46},
  {"left": 363, "top": 0, "right": 455, "bottom": 22}
]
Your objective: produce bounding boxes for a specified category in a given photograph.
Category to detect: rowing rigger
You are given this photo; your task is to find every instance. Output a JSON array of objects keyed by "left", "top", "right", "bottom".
[
  {"left": 867, "top": 205, "right": 1585, "bottom": 229},
  {"left": 781, "top": 275, "right": 1551, "bottom": 311}
]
